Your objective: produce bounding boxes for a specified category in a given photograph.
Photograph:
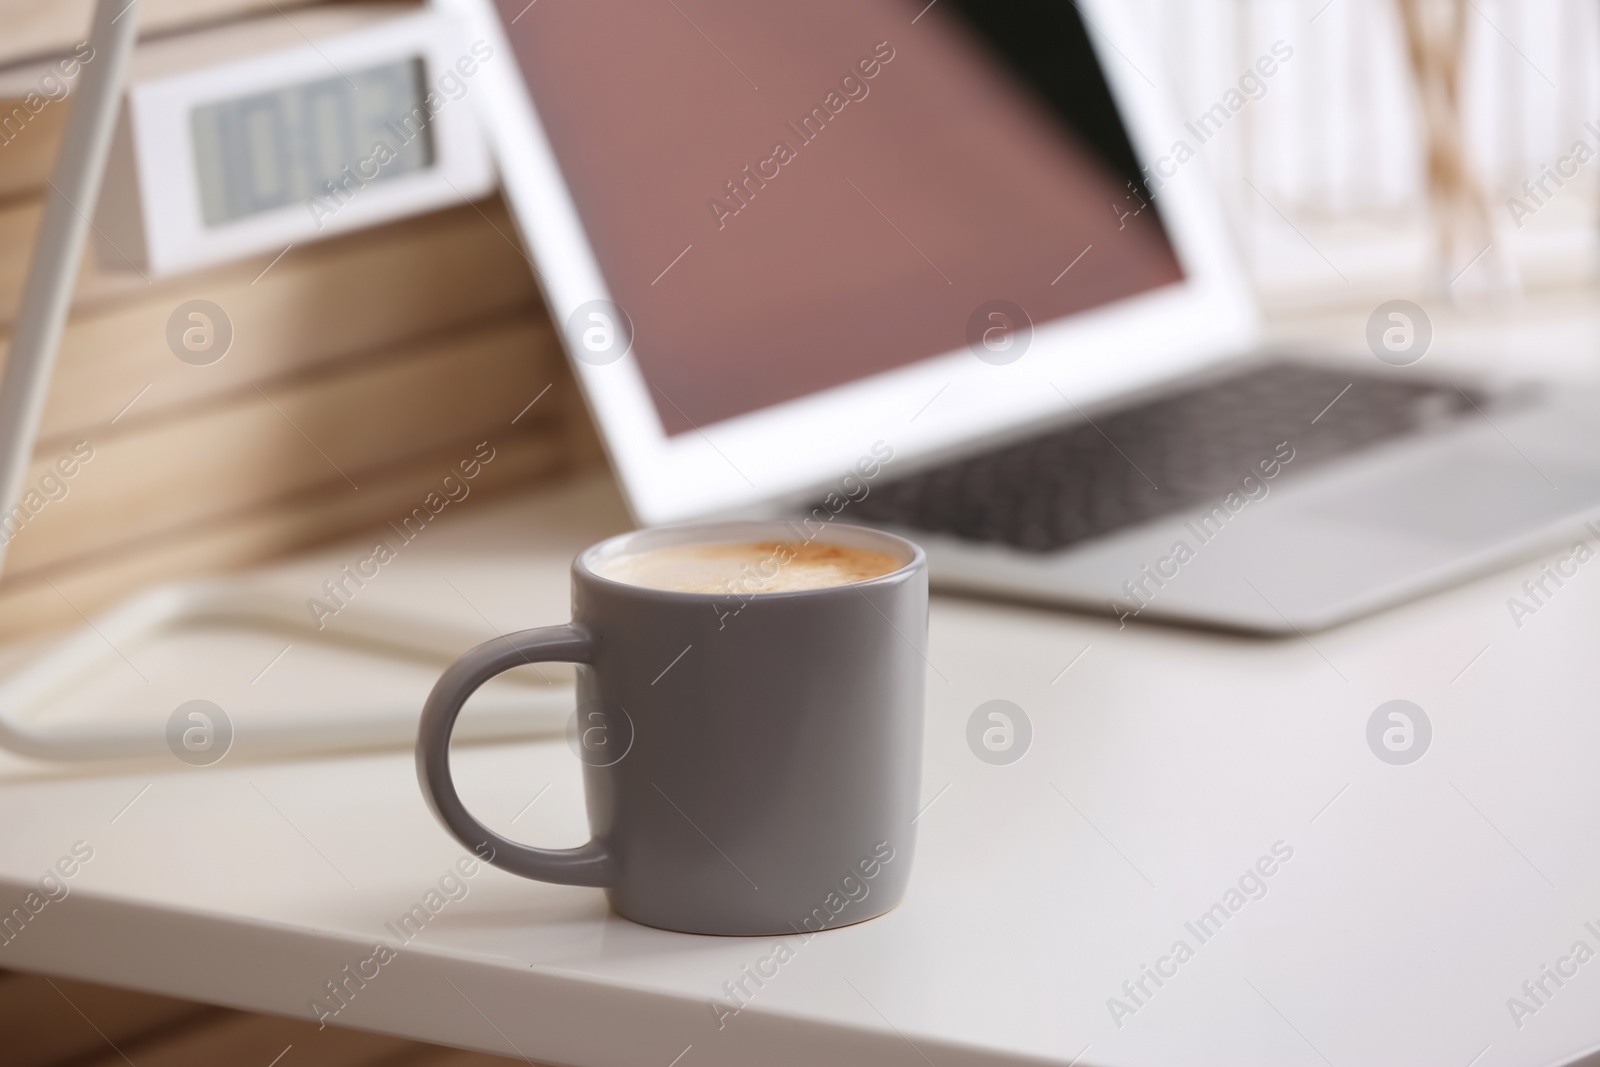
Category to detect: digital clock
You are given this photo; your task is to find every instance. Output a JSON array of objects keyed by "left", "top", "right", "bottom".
[{"left": 93, "top": 4, "right": 495, "bottom": 277}]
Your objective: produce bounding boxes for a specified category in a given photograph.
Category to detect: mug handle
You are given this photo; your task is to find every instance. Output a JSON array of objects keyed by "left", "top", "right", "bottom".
[{"left": 416, "top": 624, "right": 615, "bottom": 886}]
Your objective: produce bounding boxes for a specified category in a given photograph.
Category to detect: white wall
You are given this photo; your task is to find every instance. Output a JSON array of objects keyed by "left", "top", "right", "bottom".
[{"left": 1127, "top": 0, "right": 1600, "bottom": 306}]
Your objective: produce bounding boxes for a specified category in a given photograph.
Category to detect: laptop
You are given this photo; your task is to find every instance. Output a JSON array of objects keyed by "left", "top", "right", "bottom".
[{"left": 441, "top": 0, "right": 1600, "bottom": 633}]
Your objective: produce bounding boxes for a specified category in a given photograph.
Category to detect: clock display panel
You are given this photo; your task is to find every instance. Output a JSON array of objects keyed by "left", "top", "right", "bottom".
[{"left": 190, "top": 58, "right": 436, "bottom": 226}]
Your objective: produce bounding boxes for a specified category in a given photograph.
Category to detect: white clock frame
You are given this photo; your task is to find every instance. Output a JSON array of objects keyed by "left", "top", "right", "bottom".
[{"left": 94, "top": 7, "right": 495, "bottom": 277}]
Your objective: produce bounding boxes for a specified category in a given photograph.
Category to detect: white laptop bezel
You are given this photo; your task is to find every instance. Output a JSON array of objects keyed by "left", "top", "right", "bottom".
[{"left": 436, "top": 0, "right": 1259, "bottom": 524}]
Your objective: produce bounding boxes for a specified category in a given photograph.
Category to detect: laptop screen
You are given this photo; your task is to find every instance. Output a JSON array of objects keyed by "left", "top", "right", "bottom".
[{"left": 496, "top": 0, "right": 1183, "bottom": 436}]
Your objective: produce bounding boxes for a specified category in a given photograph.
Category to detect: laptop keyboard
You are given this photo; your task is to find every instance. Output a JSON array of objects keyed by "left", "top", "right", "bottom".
[{"left": 846, "top": 362, "right": 1487, "bottom": 553}]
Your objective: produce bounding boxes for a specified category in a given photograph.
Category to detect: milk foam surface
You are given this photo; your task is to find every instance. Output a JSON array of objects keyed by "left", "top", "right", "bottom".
[{"left": 597, "top": 540, "right": 901, "bottom": 593}]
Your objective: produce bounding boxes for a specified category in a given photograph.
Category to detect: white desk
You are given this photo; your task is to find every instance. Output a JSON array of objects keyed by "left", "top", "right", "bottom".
[{"left": 5, "top": 293, "right": 1600, "bottom": 1067}]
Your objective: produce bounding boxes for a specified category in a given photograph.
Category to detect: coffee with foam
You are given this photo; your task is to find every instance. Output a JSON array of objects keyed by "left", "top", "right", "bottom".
[{"left": 597, "top": 540, "right": 902, "bottom": 594}]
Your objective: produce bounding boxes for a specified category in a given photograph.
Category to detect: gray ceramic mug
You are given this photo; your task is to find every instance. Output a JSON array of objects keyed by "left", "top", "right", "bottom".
[{"left": 416, "top": 521, "right": 927, "bottom": 936}]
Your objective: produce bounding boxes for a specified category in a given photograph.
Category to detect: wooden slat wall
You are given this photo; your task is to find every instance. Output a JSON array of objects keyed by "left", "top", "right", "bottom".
[
  {"left": 0, "top": 969, "right": 541, "bottom": 1066},
  {"left": 0, "top": 196, "right": 551, "bottom": 438},
  {"left": 0, "top": 34, "right": 603, "bottom": 640},
  {"left": 0, "top": 0, "right": 323, "bottom": 68},
  {"left": 0, "top": 91, "right": 67, "bottom": 202}
]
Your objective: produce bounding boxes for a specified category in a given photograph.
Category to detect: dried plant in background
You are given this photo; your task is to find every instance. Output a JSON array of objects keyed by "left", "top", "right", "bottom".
[{"left": 1394, "top": 0, "right": 1518, "bottom": 297}]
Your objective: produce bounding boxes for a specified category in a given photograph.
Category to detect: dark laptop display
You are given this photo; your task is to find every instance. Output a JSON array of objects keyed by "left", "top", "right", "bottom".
[{"left": 497, "top": 0, "right": 1182, "bottom": 433}]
